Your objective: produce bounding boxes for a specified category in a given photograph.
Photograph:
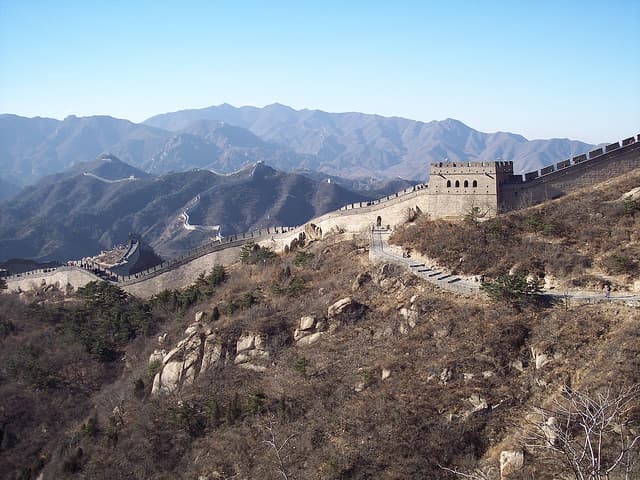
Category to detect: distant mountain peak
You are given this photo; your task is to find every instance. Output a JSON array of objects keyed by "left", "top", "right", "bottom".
[
  {"left": 264, "top": 102, "right": 295, "bottom": 112},
  {"left": 98, "top": 153, "right": 120, "bottom": 162}
]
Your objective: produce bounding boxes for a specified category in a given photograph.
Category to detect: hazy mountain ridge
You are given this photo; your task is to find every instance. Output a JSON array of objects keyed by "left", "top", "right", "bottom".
[
  {"left": 145, "top": 104, "right": 597, "bottom": 178},
  {"left": 0, "top": 114, "right": 170, "bottom": 186},
  {"left": 0, "top": 113, "right": 318, "bottom": 187},
  {"left": 0, "top": 157, "right": 368, "bottom": 261},
  {"left": 1, "top": 106, "right": 597, "bottom": 190}
]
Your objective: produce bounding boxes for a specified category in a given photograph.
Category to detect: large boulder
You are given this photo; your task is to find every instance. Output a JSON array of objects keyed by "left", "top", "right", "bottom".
[
  {"left": 299, "top": 315, "right": 316, "bottom": 331},
  {"left": 294, "top": 315, "right": 326, "bottom": 345},
  {"left": 328, "top": 297, "right": 366, "bottom": 322},
  {"left": 296, "top": 331, "right": 323, "bottom": 346},
  {"left": 234, "top": 332, "right": 269, "bottom": 365}
]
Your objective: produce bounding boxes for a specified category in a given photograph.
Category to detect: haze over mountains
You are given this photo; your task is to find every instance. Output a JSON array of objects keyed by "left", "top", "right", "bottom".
[
  {"left": 0, "top": 156, "right": 369, "bottom": 261},
  {"left": 1, "top": 104, "right": 596, "bottom": 191},
  {"left": 146, "top": 103, "right": 597, "bottom": 179}
]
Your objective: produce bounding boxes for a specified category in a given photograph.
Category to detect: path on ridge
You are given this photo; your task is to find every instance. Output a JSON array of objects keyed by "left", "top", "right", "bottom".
[
  {"left": 82, "top": 172, "right": 139, "bottom": 183},
  {"left": 370, "top": 228, "right": 640, "bottom": 304},
  {"left": 182, "top": 194, "right": 222, "bottom": 234}
]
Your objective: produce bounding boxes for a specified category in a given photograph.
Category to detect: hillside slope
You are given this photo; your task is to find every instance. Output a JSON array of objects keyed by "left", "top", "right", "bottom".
[
  {"left": 0, "top": 158, "right": 368, "bottom": 261},
  {"left": 0, "top": 225, "right": 638, "bottom": 479}
]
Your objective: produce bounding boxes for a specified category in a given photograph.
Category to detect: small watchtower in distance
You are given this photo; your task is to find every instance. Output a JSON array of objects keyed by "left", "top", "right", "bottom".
[{"left": 427, "top": 161, "right": 514, "bottom": 217}]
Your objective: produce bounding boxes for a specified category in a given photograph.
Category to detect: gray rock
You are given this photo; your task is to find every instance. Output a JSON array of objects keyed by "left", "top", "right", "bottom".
[
  {"left": 531, "top": 346, "right": 551, "bottom": 369},
  {"left": 296, "top": 331, "right": 322, "bottom": 346},
  {"left": 148, "top": 349, "right": 166, "bottom": 366},
  {"left": 236, "top": 333, "right": 256, "bottom": 352},
  {"left": 328, "top": 297, "right": 366, "bottom": 322},
  {"left": 299, "top": 315, "right": 316, "bottom": 331}
]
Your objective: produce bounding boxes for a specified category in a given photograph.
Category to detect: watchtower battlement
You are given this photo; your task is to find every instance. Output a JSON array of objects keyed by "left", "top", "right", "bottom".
[
  {"left": 425, "top": 134, "right": 640, "bottom": 216},
  {"left": 428, "top": 160, "right": 514, "bottom": 199},
  {"left": 430, "top": 160, "right": 514, "bottom": 176}
]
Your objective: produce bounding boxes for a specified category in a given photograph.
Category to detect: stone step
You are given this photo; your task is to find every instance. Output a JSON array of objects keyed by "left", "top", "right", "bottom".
[
  {"left": 427, "top": 271, "right": 442, "bottom": 277},
  {"left": 410, "top": 263, "right": 425, "bottom": 268},
  {"left": 448, "top": 278, "right": 462, "bottom": 284}
]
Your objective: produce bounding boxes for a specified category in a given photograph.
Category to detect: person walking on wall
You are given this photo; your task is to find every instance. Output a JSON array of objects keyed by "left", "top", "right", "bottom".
[{"left": 605, "top": 284, "right": 611, "bottom": 299}]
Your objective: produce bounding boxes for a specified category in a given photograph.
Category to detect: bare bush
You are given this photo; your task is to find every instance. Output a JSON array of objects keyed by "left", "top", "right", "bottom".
[
  {"left": 262, "top": 415, "right": 297, "bottom": 480},
  {"left": 524, "top": 384, "right": 640, "bottom": 480}
]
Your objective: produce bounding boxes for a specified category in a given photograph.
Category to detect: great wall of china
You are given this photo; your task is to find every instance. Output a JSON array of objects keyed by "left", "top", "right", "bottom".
[{"left": 5, "top": 133, "right": 640, "bottom": 297}]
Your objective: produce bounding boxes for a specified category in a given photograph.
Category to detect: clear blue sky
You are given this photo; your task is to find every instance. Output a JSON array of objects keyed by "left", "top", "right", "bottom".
[{"left": 1, "top": 0, "right": 638, "bottom": 144}]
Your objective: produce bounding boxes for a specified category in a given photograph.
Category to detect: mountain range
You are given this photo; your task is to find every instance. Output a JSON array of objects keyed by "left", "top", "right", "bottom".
[
  {"left": 1, "top": 104, "right": 597, "bottom": 192},
  {"left": 145, "top": 103, "right": 596, "bottom": 178},
  {"left": 0, "top": 156, "right": 370, "bottom": 261}
]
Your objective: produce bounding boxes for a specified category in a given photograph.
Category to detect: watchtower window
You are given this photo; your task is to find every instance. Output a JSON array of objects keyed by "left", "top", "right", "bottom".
[
  {"left": 463, "top": 180, "right": 469, "bottom": 188},
  {"left": 472, "top": 180, "right": 478, "bottom": 188},
  {"left": 455, "top": 180, "right": 460, "bottom": 188},
  {"left": 446, "top": 180, "right": 451, "bottom": 188}
]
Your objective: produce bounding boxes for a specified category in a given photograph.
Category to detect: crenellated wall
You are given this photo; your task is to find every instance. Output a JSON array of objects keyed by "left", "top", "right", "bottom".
[
  {"left": 500, "top": 135, "right": 640, "bottom": 210},
  {"left": 5, "top": 266, "right": 103, "bottom": 293},
  {"left": 4, "top": 133, "right": 639, "bottom": 297}
]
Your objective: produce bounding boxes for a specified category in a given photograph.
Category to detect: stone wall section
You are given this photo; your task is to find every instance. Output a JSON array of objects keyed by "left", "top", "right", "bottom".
[
  {"left": 6, "top": 266, "right": 102, "bottom": 292},
  {"left": 501, "top": 139, "right": 640, "bottom": 210},
  {"left": 122, "top": 246, "right": 242, "bottom": 297}
]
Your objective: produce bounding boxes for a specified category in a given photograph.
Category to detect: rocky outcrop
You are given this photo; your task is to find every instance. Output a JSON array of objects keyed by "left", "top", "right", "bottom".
[
  {"left": 620, "top": 186, "right": 640, "bottom": 201},
  {"left": 304, "top": 223, "right": 322, "bottom": 241},
  {"left": 286, "top": 232, "right": 306, "bottom": 252},
  {"left": 151, "top": 314, "right": 278, "bottom": 394},
  {"left": 234, "top": 332, "right": 269, "bottom": 370},
  {"left": 151, "top": 312, "right": 225, "bottom": 395},
  {"left": 499, "top": 450, "right": 524, "bottom": 478},
  {"left": 148, "top": 349, "right": 165, "bottom": 366},
  {"left": 327, "top": 297, "right": 366, "bottom": 322},
  {"left": 374, "top": 263, "right": 410, "bottom": 292},
  {"left": 293, "top": 315, "right": 326, "bottom": 346}
]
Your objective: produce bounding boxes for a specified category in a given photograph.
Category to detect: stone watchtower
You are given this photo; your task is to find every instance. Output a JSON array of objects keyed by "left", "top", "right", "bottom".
[{"left": 427, "top": 161, "right": 514, "bottom": 217}]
